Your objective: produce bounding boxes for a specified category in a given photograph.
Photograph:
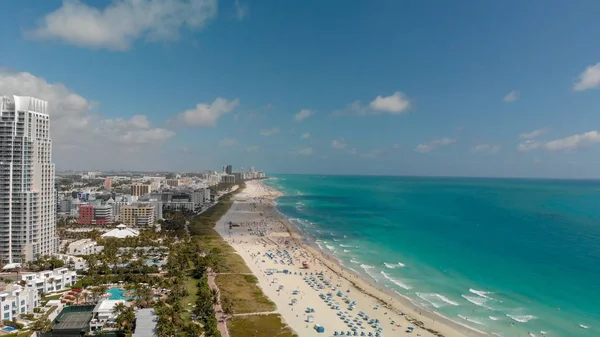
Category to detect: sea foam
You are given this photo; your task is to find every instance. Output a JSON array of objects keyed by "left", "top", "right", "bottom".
[
  {"left": 458, "top": 314, "right": 486, "bottom": 326},
  {"left": 384, "top": 262, "right": 406, "bottom": 269},
  {"left": 506, "top": 314, "right": 536, "bottom": 323},
  {"left": 416, "top": 292, "right": 459, "bottom": 308},
  {"left": 380, "top": 271, "right": 411, "bottom": 290},
  {"left": 461, "top": 295, "right": 495, "bottom": 310},
  {"left": 469, "top": 288, "right": 492, "bottom": 298}
]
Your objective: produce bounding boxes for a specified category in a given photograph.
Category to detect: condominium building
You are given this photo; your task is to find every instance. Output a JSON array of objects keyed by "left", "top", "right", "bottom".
[
  {"left": 78, "top": 205, "right": 94, "bottom": 225},
  {"left": 20, "top": 267, "right": 77, "bottom": 293},
  {"left": 93, "top": 205, "right": 112, "bottom": 224},
  {"left": 131, "top": 184, "right": 152, "bottom": 197},
  {"left": 0, "top": 283, "right": 40, "bottom": 320},
  {"left": 120, "top": 204, "right": 155, "bottom": 227},
  {"left": 166, "top": 179, "right": 179, "bottom": 187},
  {"left": 0, "top": 96, "right": 57, "bottom": 264}
]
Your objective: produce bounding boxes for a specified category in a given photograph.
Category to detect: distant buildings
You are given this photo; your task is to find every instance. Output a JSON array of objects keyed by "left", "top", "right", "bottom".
[
  {"left": 225, "top": 164, "right": 233, "bottom": 174},
  {"left": 78, "top": 205, "right": 95, "bottom": 225},
  {"left": 120, "top": 205, "right": 155, "bottom": 227},
  {"left": 101, "top": 224, "right": 140, "bottom": 239},
  {"left": 221, "top": 174, "right": 236, "bottom": 184},
  {"left": 0, "top": 95, "right": 58, "bottom": 264},
  {"left": 103, "top": 177, "right": 112, "bottom": 190},
  {"left": 131, "top": 183, "right": 152, "bottom": 197}
]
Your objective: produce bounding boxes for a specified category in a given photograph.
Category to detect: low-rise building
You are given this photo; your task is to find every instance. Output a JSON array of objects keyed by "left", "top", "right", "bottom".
[
  {"left": 101, "top": 224, "right": 140, "bottom": 239},
  {"left": 94, "top": 205, "right": 113, "bottom": 224},
  {"left": 90, "top": 300, "right": 127, "bottom": 330},
  {"left": 0, "top": 283, "right": 39, "bottom": 320},
  {"left": 54, "top": 254, "right": 88, "bottom": 271},
  {"left": 67, "top": 239, "right": 104, "bottom": 256},
  {"left": 20, "top": 268, "right": 77, "bottom": 293}
]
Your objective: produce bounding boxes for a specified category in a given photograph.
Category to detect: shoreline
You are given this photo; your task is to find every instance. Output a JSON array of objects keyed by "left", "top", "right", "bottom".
[
  {"left": 262, "top": 181, "right": 486, "bottom": 337},
  {"left": 216, "top": 180, "right": 486, "bottom": 337}
]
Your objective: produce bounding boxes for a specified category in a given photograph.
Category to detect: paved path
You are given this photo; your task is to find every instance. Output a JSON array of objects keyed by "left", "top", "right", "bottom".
[
  {"left": 207, "top": 269, "right": 230, "bottom": 337},
  {"left": 232, "top": 311, "right": 278, "bottom": 317}
]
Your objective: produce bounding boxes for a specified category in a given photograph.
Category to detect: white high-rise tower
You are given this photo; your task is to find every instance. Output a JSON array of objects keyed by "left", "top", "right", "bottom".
[{"left": 0, "top": 96, "right": 57, "bottom": 264}]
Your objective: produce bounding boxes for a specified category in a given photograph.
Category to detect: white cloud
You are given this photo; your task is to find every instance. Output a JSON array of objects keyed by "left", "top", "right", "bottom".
[
  {"left": 545, "top": 131, "right": 600, "bottom": 151},
  {"left": 369, "top": 92, "right": 411, "bottom": 113},
  {"left": 294, "top": 109, "right": 314, "bottom": 122},
  {"left": 119, "top": 128, "right": 175, "bottom": 145},
  {"left": 517, "top": 140, "right": 543, "bottom": 152},
  {"left": 0, "top": 70, "right": 176, "bottom": 169},
  {"left": 332, "top": 139, "right": 347, "bottom": 149},
  {"left": 260, "top": 127, "right": 280, "bottom": 136},
  {"left": 503, "top": 90, "right": 519, "bottom": 102},
  {"left": 28, "top": 0, "right": 218, "bottom": 51},
  {"left": 520, "top": 128, "right": 549, "bottom": 139},
  {"left": 176, "top": 98, "right": 239, "bottom": 127},
  {"left": 234, "top": 0, "right": 248, "bottom": 21},
  {"left": 333, "top": 91, "right": 411, "bottom": 116},
  {"left": 415, "top": 138, "right": 456, "bottom": 153},
  {"left": 300, "top": 132, "right": 311, "bottom": 139},
  {"left": 219, "top": 138, "right": 237, "bottom": 147},
  {"left": 472, "top": 144, "right": 500, "bottom": 154},
  {"left": 573, "top": 62, "right": 600, "bottom": 91},
  {"left": 246, "top": 145, "right": 259, "bottom": 152},
  {"left": 295, "top": 147, "right": 314, "bottom": 156}
]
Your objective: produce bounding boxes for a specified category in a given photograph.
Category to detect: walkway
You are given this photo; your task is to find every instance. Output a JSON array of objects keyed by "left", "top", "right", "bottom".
[{"left": 207, "top": 268, "right": 229, "bottom": 337}]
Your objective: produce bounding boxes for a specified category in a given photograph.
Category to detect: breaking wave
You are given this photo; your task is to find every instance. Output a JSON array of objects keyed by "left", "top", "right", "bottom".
[
  {"left": 384, "top": 262, "right": 406, "bottom": 269},
  {"left": 380, "top": 271, "right": 411, "bottom": 290}
]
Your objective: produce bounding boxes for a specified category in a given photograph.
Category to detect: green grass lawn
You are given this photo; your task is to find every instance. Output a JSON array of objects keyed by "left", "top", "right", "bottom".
[
  {"left": 180, "top": 276, "right": 198, "bottom": 322},
  {"left": 229, "top": 314, "right": 298, "bottom": 337},
  {"left": 215, "top": 274, "right": 275, "bottom": 314}
]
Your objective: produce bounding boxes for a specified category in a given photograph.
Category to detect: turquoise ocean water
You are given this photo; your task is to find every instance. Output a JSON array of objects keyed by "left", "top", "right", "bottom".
[{"left": 264, "top": 175, "right": 600, "bottom": 337}]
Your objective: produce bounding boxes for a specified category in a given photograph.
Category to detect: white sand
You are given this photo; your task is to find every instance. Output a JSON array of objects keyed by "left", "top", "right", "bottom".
[{"left": 216, "top": 180, "right": 486, "bottom": 337}]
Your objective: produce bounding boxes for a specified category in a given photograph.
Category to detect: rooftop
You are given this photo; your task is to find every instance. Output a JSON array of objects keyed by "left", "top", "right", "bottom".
[
  {"left": 101, "top": 225, "right": 140, "bottom": 239},
  {"left": 133, "top": 308, "right": 157, "bottom": 337}
]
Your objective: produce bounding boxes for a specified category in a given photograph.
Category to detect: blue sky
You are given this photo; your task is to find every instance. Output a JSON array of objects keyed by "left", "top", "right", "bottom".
[{"left": 2, "top": 0, "right": 600, "bottom": 177}]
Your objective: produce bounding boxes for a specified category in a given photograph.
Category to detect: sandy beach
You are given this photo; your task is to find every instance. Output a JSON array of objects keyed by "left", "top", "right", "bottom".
[{"left": 216, "top": 180, "right": 487, "bottom": 337}]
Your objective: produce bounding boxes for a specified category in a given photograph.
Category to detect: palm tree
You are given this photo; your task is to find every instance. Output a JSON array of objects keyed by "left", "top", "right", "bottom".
[
  {"left": 112, "top": 302, "right": 126, "bottom": 317},
  {"left": 73, "top": 292, "right": 82, "bottom": 305},
  {"left": 32, "top": 318, "right": 52, "bottom": 332}
]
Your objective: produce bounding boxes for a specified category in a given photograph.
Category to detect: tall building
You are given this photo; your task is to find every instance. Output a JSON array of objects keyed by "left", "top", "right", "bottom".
[
  {"left": 103, "top": 177, "right": 112, "bottom": 190},
  {"left": 0, "top": 96, "right": 57, "bottom": 264},
  {"left": 131, "top": 183, "right": 152, "bottom": 197},
  {"left": 225, "top": 165, "right": 233, "bottom": 174}
]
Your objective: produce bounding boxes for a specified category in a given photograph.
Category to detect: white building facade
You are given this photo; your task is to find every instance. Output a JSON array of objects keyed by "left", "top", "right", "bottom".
[
  {"left": 21, "top": 267, "right": 77, "bottom": 293},
  {"left": 0, "top": 96, "right": 57, "bottom": 264},
  {"left": 0, "top": 284, "right": 40, "bottom": 320},
  {"left": 67, "top": 239, "right": 104, "bottom": 256}
]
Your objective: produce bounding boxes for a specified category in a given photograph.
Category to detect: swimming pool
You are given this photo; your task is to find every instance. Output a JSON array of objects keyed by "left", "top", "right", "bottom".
[
  {"left": 107, "top": 287, "right": 129, "bottom": 300},
  {"left": 3, "top": 327, "right": 16, "bottom": 332}
]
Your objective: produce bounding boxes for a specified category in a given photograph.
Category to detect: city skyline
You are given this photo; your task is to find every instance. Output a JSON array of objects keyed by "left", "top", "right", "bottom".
[{"left": 2, "top": 1, "right": 600, "bottom": 178}]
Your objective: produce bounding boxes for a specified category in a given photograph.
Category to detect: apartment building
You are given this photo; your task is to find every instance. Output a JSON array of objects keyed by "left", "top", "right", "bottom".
[
  {"left": 0, "top": 96, "right": 58, "bottom": 264},
  {"left": 0, "top": 283, "right": 39, "bottom": 320},
  {"left": 20, "top": 267, "right": 77, "bottom": 293}
]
